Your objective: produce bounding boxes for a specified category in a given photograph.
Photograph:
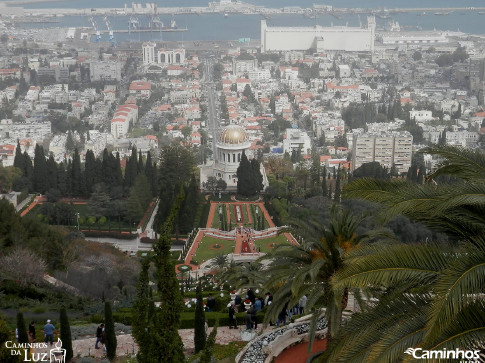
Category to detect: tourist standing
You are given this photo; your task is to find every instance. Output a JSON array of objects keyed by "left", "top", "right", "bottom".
[
  {"left": 43, "top": 320, "right": 55, "bottom": 346},
  {"left": 276, "top": 304, "right": 288, "bottom": 326},
  {"left": 247, "top": 288, "right": 256, "bottom": 304},
  {"left": 250, "top": 304, "right": 258, "bottom": 329},
  {"left": 245, "top": 308, "right": 253, "bottom": 330},
  {"left": 254, "top": 297, "right": 262, "bottom": 311},
  {"left": 206, "top": 294, "right": 216, "bottom": 312},
  {"left": 228, "top": 302, "right": 238, "bottom": 329},
  {"left": 28, "top": 322, "right": 36, "bottom": 342},
  {"left": 299, "top": 295, "right": 307, "bottom": 315}
]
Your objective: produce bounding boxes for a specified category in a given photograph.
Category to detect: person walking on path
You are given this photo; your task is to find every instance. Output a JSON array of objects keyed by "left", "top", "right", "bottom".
[
  {"left": 299, "top": 295, "right": 307, "bottom": 315},
  {"left": 28, "top": 322, "right": 36, "bottom": 342},
  {"left": 95, "top": 323, "right": 104, "bottom": 349},
  {"left": 250, "top": 304, "right": 258, "bottom": 329},
  {"left": 245, "top": 308, "right": 253, "bottom": 330},
  {"left": 43, "top": 320, "right": 55, "bottom": 346},
  {"left": 228, "top": 302, "right": 238, "bottom": 329}
]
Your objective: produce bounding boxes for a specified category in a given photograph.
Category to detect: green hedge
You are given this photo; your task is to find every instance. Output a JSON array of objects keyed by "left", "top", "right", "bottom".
[
  {"left": 108, "top": 309, "right": 265, "bottom": 329},
  {"left": 81, "top": 230, "right": 138, "bottom": 240}
]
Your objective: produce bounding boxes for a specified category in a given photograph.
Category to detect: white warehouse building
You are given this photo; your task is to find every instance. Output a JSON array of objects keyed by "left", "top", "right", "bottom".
[{"left": 260, "top": 17, "right": 375, "bottom": 53}]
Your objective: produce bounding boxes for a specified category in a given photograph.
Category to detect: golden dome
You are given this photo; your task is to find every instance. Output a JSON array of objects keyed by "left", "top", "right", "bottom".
[{"left": 219, "top": 125, "right": 249, "bottom": 145}]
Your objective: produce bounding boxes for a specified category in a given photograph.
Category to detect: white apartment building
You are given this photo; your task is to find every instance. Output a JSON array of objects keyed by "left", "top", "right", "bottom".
[
  {"left": 352, "top": 131, "right": 413, "bottom": 174},
  {"left": 410, "top": 110, "right": 434, "bottom": 122},
  {"left": 0, "top": 120, "right": 51, "bottom": 141},
  {"left": 142, "top": 42, "right": 156, "bottom": 65},
  {"left": 446, "top": 131, "right": 479, "bottom": 147},
  {"left": 248, "top": 69, "right": 271, "bottom": 81},
  {"left": 110, "top": 104, "right": 139, "bottom": 139},
  {"left": 232, "top": 58, "right": 258, "bottom": 76},
  {"left": 282, "top": 128, "right": 312, "bottom": 155}
]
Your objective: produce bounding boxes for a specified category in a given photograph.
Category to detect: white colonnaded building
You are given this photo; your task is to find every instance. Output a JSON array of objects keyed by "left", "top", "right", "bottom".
[
  {"left": 260, "top": 17, "right": 375, "bottom": 53},
  {"left": 200, "top": 125, "right": 268, "bottom": 191}
]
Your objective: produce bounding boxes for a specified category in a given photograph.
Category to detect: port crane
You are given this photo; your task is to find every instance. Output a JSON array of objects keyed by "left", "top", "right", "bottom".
[
  {"left": 89, "top": 16, "right": 101, "bottom": 42},
  {"left": 104, "top": 16, "right": 115, "bottom": 44}
]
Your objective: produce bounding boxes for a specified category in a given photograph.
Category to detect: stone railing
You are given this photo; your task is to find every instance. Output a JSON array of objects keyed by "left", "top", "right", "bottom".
[{"left": 235, "top": 316, "right": 327, "bottom": 363}]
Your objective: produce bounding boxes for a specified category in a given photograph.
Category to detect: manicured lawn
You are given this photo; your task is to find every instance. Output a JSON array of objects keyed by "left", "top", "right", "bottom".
[
  {"left": 228, "top": 203, "right": 235, "bottom": 224},
  {"left": 241, "top": 204, "right": 249, "bottom": 224},
  {"left": 211, "top": 203, "right": 260, "bottom": 229},
  {"left": 192, "top": 236, "right": 235, "bottom": 264},
  {"left": 250, "top": 204, "right": 268, "bottom": 229},
  {"left": 254, "top": 234, "right": 291, "bottom": 253},
  {"left": 211, "top": 203, "right": 225, "bottom": 229}
]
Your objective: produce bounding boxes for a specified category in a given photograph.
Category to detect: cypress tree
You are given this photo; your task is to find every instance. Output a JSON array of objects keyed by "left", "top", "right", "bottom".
[
  {"left": 199, "top": 320, "right": 218, "bottom": 363},
  {"left": 71, "top": 148, "right": 83, "bottom": 196},
  {"left": 194, "top": 281, "right": 206, "bottom": 353},
  {"left": 114, "top": 152, "right": 123, "bottom": 189},
  {"left": 250, "top": 158, "right": 263, "bottom": 194},
  {"left": 334, "top": 165, "right": 341, "bottom": 202},
  {"left": 101, "top": 149, "right": 111, "bottom": 187},
  {"left": 138, "top": 150, "right": 144, "bottom": 175},
  {"left": 57, "top": 161, "right": 67, "bottom": 196},
  {"left": 322, "top": 167, "right": 328, "bottom": 197},
  {"left": 104, "top": 301, "right": 117, "bottom": 361},
  {"left": 150, "top": 190, "right": 185, "bottom": 363},
  {"left": 46, "top": 154, "right": 58, "bottom": 192},
  {"left": 84, "top": 149, "right": 97, "bottom": 195},
  {"left": 33, "top": 144, "right": 47, "bottom": 193},
  {"left": 124, "top": 147, "right": 138, "bottom": 190},
  {"left": 132, "top": 258, "right": 151, "bottom": 362},
  {"left": 151, "top": 162, "right": 158, "bottom": 197},
  {"left": 23, "top": 151, "right": 33, "bottom": 183},
  {"left": 1, "top": 314, "right": 22, "bottom": 363},
  {"left": 145, "top": 152, "right": 154, "bottom": 195},
  {"left": 16, "top": 312, "right": 28, "bottom": 344},
  {"left": 59, "top": 308, "right": 73, "bottom": 361},
  {"left": 237, "top": 151, "right": 252, "bottom": 196},
  {"left": 65, "top": 159, "right": 73, "bottom": 196},
  {"left": 13, "top": 141, "right": 23, "bottom": 171}
]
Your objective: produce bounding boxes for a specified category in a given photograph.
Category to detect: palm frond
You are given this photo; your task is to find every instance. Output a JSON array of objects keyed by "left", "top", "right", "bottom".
[
  {"left": 426, "top": 300, "right": 485, "bottom": 357},
  {"left": 420, "top": 145, "right": 485, "bottom": 181},
  {"left": 331, "top": 243, "right": 450, "bottom": 295},
  {"left": 424, "top": 242, "right": 485, "bottom": 345}
]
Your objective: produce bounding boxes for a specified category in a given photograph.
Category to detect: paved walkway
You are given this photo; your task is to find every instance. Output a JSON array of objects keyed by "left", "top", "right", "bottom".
[{"left": 34, "top": 326, "right": 269, "bottom": 359}]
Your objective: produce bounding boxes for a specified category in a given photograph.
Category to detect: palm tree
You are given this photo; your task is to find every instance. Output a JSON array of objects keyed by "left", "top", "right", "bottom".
[
  {"left": 322, "top": 145, "right": 485, "bottom": 362},
  {"left": 224, "top": 261, "right": 265, "bottom": 291},
  {"left": 260, "top": 206, "right": 392, "bottom": 338}
]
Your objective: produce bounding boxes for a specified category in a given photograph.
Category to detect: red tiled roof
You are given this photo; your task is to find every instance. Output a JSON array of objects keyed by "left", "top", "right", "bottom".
[{"left": 129, "top": 82, "right": 151, "bottom": 91}]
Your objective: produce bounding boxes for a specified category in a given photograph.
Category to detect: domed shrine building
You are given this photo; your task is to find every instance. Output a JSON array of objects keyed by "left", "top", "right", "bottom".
[{"left": 199, "top": 125, "right": 268, "bottom": 191}]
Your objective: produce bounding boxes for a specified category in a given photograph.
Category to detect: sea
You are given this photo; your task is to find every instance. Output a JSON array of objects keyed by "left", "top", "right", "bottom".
[{"left": 3, "top": 0, "right": 485, "bottom": 41}]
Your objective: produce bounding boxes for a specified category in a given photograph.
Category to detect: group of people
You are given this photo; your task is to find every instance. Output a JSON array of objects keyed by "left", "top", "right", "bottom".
[
  {"left": 238, "top": 227, "right": 255, "bottom": 254},
  {"left": 228, "top": 289, "right": 273, "bottom": 330},
  {"left": 276, "top": 295, "right": 307, "bottom": 326},
  {"left": 20, "top": 320, "right": 54, "bottom": 345}
]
